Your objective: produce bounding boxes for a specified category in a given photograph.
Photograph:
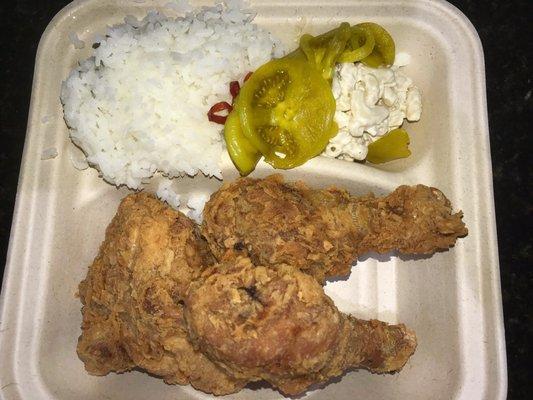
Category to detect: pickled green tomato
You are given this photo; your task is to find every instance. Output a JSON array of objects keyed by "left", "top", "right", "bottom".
[{"left": 235, "top": 54, "right": 337, "bottom": 169}]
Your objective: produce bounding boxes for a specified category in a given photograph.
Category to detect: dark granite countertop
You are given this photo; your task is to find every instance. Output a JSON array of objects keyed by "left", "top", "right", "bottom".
[{"left": 0, "top": 0, "right": 530, "bottom": 398}]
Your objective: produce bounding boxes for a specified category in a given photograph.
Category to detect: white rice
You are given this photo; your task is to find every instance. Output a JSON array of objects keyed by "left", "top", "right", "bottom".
[
  {"left": 154, "top": 177, "right": 208, "bottom": 221},
  {"left": 68, "top": 145, "right": 89, "bottom": 170},
  {"left": 186, "top": 193, "right": 210, "bottom": 223},
  {"left": 61, "top": 0, "right": 282, "bottom": 189},
  {"left": 156, "top": 180, "right": 181, "bottom": 209}
]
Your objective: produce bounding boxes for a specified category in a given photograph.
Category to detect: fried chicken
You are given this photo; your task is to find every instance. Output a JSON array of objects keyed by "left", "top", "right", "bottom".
[
  {"left": 77, "top": 193, "right": 245, "bottom": 395},
  {"left": 185, "top": 257, "right": 417, "bottom": 396},
  {"left": 202, "top": 174, "right": 468, "bottom": 282},
  {"left": 78, "top": 191, "right": 417, "bottom": 396}
]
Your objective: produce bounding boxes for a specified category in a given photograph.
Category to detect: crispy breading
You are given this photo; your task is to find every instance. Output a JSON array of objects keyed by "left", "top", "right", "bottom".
[
  {"left": 77, "top": 192, "right": 245, "bottom": 395},
  {"left": 202, "top": 174, "right": 468, "bottom": 282},
  {"left": 77, "top": 191, "right": 419, "bottom": 396},
  {"left": 185, "top": 257, "right": 417, "bottom": 396}
]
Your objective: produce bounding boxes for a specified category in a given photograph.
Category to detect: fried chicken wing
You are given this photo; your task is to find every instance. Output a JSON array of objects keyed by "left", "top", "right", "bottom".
[
  {"left": 185, "top": 257, "right": 417, "bottom": 396},
  {"left": 202, "top": 174, "right": 468, "bottom": 282},
  {"left": 77, "top": 193, "right": 245, "bottom": 395}
]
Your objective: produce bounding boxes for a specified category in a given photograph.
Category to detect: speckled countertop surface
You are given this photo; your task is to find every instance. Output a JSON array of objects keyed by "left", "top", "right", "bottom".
[{"left": 0, "top": 0, "right": 530, "bottom": 398}]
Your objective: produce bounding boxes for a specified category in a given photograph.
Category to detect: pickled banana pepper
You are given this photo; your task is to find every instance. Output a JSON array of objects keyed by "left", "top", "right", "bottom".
[
  {"left": 366, "top": 128, "right": 411, "bottom": 164},
  {"left": 224, "top": 21, "right": 403, "bottom": 175}
]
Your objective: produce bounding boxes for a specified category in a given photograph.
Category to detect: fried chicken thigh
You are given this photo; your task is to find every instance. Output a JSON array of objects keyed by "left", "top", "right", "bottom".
[
  {"left": 202, "top": 174, "right": 468, "bottom": 282},
  {"left": 77, "top": 193, "right": 245, "bottom": 394},
  {"left": 185, "top": 257, "right": 417, "bottom": 396}
]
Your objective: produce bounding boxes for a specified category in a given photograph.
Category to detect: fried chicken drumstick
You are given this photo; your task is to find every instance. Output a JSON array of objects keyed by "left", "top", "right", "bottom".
[
  {"left": 77, "top": 193, "right": 246, "bottom": 394},
  {"left": 185, "top": 257, "right": 417, "bottom": 396},
  {"left": 78, "top": 193, "right": 417, "bottom": 396},
  {"left": 202, "top": 174, "right": 468, "bottom": 282}
]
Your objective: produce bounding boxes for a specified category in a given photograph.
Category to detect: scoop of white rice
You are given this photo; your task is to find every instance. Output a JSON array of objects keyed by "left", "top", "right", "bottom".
[{"left": 61, "top": 0, "right": 282, "bottom": 189}]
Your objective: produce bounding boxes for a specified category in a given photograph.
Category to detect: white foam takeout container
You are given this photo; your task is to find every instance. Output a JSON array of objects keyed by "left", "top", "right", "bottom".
[{"left": 0, "top": 0, "right": 506, "bottom": 399}]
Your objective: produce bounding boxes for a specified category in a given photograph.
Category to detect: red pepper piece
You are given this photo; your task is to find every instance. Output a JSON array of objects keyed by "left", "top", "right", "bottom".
[
  {"left": 207, "top": 101, "right": 233, "bottom": 125},
  {"left": 230, "top": 81, "right": 240, "bottom": 100}
]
